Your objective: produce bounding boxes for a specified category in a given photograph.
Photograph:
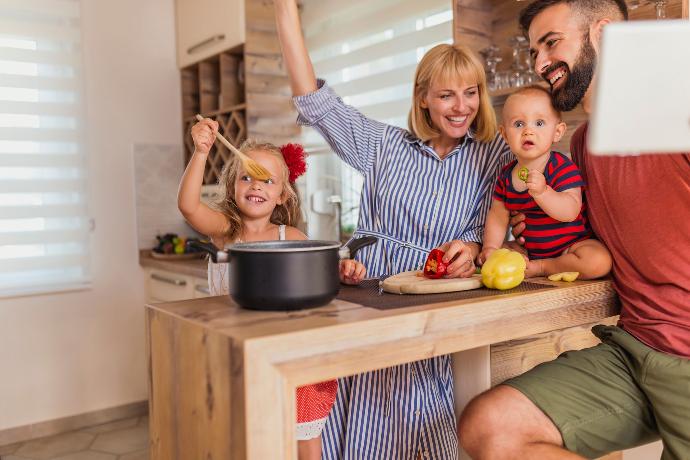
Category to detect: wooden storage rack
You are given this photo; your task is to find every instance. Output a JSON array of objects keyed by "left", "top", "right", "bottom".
[{"left": 181, "top": 46, "right": 247, "bottom": 184}]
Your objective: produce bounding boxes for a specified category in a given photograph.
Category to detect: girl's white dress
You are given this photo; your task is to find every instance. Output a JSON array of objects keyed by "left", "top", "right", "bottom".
[{"left": 207, "top": 225, "right": 286, "bottom": 295}]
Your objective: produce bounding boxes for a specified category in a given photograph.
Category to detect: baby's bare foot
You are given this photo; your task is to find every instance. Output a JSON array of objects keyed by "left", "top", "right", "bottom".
[{"left": 524, "top": 259, "right": 545, "bottom": 278}]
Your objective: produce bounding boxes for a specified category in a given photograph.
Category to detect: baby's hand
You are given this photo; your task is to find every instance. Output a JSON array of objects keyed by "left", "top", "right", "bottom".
[
  {"left": 191, "top": 118, "right": 219, "bottom": 155},
  {"left": 339, "top": 259, "right": 366, "bottom": 285},
  {"left": 526, "top": 170, "right": 547, "bottom": 196},
  {"left": 477, "top": 246, "right": 498, "bottom": 266}
]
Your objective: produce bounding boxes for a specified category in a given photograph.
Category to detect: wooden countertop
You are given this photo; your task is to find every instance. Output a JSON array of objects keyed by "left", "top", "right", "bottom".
[
  {"left": 147, "top": 277, "right": 619, "bottom": 459},
  {"left": 139, "top": 249, "right": 207, "bottom": 279}
]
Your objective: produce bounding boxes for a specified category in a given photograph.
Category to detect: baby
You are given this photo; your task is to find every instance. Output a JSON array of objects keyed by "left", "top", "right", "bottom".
[{"left": 479, "top": 86, "right": 611, "bottom": 279}]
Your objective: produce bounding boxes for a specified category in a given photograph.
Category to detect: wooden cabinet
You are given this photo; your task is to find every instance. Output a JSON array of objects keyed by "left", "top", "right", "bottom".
[
  {"left": 176, "top": 0, "right": 299, "bottom": 182},
  {"left": 175, "top": 0, "right": 245, "bottom": 68},
  {"left": 175, "top": 0, "right": 245, "bottom": 69},
  {"left": 144, "top": 267, "right": 210, "bottom": 303},
  {"left": 181, "top": 49, "right": 247, "bottom": 184}
]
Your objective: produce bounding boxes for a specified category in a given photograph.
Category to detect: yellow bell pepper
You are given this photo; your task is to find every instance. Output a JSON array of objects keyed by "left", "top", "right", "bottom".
[{"left": 481, "top": 248, "right": 527, "bottom": 290}]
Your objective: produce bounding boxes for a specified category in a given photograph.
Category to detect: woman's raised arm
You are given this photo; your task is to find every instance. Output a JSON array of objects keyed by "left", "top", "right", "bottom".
[{"left": 274, "top": 0, "right": 318, "bottom": 96}]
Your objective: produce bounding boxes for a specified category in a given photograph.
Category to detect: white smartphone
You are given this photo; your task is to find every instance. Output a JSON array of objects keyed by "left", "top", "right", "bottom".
[{"left": 589, "top": 20, "right": 690, "bottom": 155}]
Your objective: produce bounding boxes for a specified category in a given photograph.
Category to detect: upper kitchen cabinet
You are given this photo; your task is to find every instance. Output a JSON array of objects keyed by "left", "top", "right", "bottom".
[{"left": 175, "top": 0, "right": 245, "bottom": 68}]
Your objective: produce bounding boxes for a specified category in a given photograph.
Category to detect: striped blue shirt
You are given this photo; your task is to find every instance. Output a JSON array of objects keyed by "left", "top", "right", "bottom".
[{"left": 294, "top": 80, "right": 511, "bottom": 460}]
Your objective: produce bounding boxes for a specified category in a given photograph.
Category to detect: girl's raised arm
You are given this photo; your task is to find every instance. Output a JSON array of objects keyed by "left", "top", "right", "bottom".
[
  {"left": 177, "top": 119, "right": 228, "bottom": 240},
  {"left": 274, "top": 0, "right": 318, "bottom": 96}
]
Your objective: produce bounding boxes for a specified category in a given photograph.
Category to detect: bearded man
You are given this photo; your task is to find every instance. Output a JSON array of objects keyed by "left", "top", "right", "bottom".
[{"left": 458, "top": 1, "right": 690, "bottom": 459}]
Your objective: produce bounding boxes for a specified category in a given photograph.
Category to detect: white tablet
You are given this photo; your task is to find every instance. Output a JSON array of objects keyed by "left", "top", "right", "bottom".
[{"left": 589, "top": 20, "right": 690, "bottom": 155}]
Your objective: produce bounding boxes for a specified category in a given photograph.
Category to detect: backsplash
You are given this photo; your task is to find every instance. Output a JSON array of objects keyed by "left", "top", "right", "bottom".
[{"left": 133, "top": 143, "right": 199, "bottom": 248}]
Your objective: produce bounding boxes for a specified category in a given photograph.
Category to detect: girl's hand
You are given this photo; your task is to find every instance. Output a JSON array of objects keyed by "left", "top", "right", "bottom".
[
  {"left": 526, "top": 170, "right": 547, "bottom": 196},
  {"left": 191, "top": 118, "right": 219, "bottom": 155},
  {"left": 437, "top": 240, "right": 476, "bottom": 278},
  {"left": 339, "top": 259, "right": 366, "bottom": 285}
]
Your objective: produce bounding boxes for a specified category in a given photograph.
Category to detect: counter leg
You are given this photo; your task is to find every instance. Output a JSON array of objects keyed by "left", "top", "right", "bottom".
[
  {"left": 244, "top": 345, "right": 297, "bottom": 459},
  {"left": 452, "top": 346, "right": 491, "bottom": 460},
  {"left": 147, "top": 307, "right": 240, "bottom": 459}
]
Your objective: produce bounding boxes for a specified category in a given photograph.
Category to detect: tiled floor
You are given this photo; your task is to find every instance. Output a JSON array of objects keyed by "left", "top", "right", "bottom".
[{"left": 0, "top": 416, "right": 148, "bottom": 460}]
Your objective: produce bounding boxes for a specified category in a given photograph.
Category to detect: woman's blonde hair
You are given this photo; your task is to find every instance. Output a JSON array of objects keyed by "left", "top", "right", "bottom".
[
  {"left": 213, "top": 139, "right": 301, "bottom": 243},
  {"left": 408, "top": 43, "right": 497, "bottom": 143}
]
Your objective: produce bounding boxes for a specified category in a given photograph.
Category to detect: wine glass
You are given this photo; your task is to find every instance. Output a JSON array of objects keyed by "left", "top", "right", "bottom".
[
  {"left": 480, "top": 45, "right": 504, "bottom": 91},
  {"left": 509, "top": 35, "right": 529, "bottom": 88},
  {"left": 627, "top": 0, "right": 667, "bottom": 19}
]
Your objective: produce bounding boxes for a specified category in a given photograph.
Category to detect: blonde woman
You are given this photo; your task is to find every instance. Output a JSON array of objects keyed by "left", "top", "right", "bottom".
[{"left": 275, "top": 1, "right": 512, "bottom": 457}]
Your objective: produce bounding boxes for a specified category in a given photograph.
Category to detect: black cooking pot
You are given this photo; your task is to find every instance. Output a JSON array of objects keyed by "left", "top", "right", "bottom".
[{"left": 188, "top": 236, "right": 376, "bottom": 311}]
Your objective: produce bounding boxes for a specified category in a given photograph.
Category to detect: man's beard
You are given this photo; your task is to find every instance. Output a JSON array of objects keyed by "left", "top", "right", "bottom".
[{"left": 545, "top": 35, "right": 597, "bottom": 112}]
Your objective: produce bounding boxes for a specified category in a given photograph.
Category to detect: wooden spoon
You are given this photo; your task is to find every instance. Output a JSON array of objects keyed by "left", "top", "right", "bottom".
[{"left": 195, "top": 114, "right": 271, "bottom": 181}]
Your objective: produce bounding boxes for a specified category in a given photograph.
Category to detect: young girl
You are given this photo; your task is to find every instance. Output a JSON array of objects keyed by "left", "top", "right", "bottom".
[{"left": 178, "top": 117, "right": 366, "bottom": 459}]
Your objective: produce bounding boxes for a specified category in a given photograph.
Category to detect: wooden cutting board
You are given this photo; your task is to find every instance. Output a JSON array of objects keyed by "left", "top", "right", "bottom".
[{"left": 382, "top": 270, "right": 483, "bottom": 294}]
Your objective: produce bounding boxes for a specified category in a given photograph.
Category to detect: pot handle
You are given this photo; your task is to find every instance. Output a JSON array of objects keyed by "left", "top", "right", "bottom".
[
  {"left": 186, "top": 240, "right": 228, "bottom": 263},
  {"left": 339, "top": 236, "right": 377, "bottom": 260}
]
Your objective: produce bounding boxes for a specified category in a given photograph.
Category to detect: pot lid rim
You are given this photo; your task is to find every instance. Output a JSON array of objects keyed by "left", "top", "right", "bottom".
[{"left": 226, "top": 240, "right": 342, "bottom": 253}]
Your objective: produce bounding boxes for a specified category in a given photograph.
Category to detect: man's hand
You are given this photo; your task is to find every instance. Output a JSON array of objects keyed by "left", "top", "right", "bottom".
[
  {"left": 509, "top": 210, "right": 527, "bottom": 245},
  {"left": 339, "top": 259, "right": 366, "bottom": 285},
  {"left": 437, "top": 240, "right": 476, "bottom": 278}
]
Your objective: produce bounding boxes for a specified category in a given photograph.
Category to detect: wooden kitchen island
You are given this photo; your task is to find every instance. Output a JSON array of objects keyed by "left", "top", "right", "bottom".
[{"left": 146, "top": 278, "right": 619, "bottom": 459}]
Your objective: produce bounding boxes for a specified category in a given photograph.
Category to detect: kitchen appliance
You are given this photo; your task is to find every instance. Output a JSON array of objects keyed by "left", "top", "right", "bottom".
[{"left": 189, "top": 236, "right": 376, "bottom": 310}]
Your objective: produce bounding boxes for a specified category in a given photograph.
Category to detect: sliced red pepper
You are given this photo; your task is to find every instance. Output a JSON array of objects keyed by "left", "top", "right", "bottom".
[{"left": 423, "top": 248, "right": 448, "bottom": 279}]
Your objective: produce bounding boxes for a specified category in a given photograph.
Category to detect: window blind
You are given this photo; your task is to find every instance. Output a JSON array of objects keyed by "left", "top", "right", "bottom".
[
  {"left": 0, "top": 0, "right": 90, "bottom": 297},
  {"left": 300, "top": 0, "right": 453, "bottom": 230}
]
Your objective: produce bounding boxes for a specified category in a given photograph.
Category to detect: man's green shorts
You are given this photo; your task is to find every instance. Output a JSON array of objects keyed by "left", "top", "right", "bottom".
[{"left": 504, "top": 325, "right": 690, "bottom": 460}]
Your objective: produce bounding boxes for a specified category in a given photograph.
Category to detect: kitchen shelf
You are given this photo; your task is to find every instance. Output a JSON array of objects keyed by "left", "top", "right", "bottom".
[
  {"left": 181, "top": 46, "right": 246, "bottom": 184},
  {"left": 183, "top": 103, "right": 247, "bottom": 185}
]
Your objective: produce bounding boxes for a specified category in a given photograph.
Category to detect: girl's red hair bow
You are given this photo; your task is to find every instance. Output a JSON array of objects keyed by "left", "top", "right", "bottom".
[{"left": 280, "top": 143, "right": 307, "bottom": 183}]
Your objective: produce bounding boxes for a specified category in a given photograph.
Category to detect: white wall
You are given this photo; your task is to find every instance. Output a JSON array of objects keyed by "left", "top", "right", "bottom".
[{"left": 0, "top": 0, "right": 181, "bottom": 431}]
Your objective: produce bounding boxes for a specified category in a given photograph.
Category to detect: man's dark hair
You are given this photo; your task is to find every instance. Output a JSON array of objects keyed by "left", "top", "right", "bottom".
[{"left": 519, "top": 0, "right": 628, "bottom": 36}]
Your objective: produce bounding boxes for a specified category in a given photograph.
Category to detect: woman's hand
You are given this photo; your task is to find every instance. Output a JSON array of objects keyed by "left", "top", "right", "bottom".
[
  {"left": 191, "top": 118, "right": 218, "bottom": 155},
  {"left": 437, "top": 240, "right": 477, "bottom": 278},
  {"left": 339, "top": 259, "right": 366, "bottom": 285}
]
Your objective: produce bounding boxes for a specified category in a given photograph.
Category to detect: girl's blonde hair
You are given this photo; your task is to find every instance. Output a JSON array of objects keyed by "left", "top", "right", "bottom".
[
  {"left": 408, "top": 43, "right": 497, "bottom": 143},
  {"left": 213, "top": 139, "right": 301, "bottom": 243}
]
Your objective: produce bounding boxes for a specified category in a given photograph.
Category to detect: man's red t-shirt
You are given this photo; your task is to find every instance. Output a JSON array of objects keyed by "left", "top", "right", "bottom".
[{"left": 571, "top": 123, "right": 690, "bottom": 358}]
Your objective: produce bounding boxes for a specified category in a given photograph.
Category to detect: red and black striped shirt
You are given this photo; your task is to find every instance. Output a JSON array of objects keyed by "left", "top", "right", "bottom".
[{"left": 494, "top": 151, "right": 592, "bottom": 259}]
